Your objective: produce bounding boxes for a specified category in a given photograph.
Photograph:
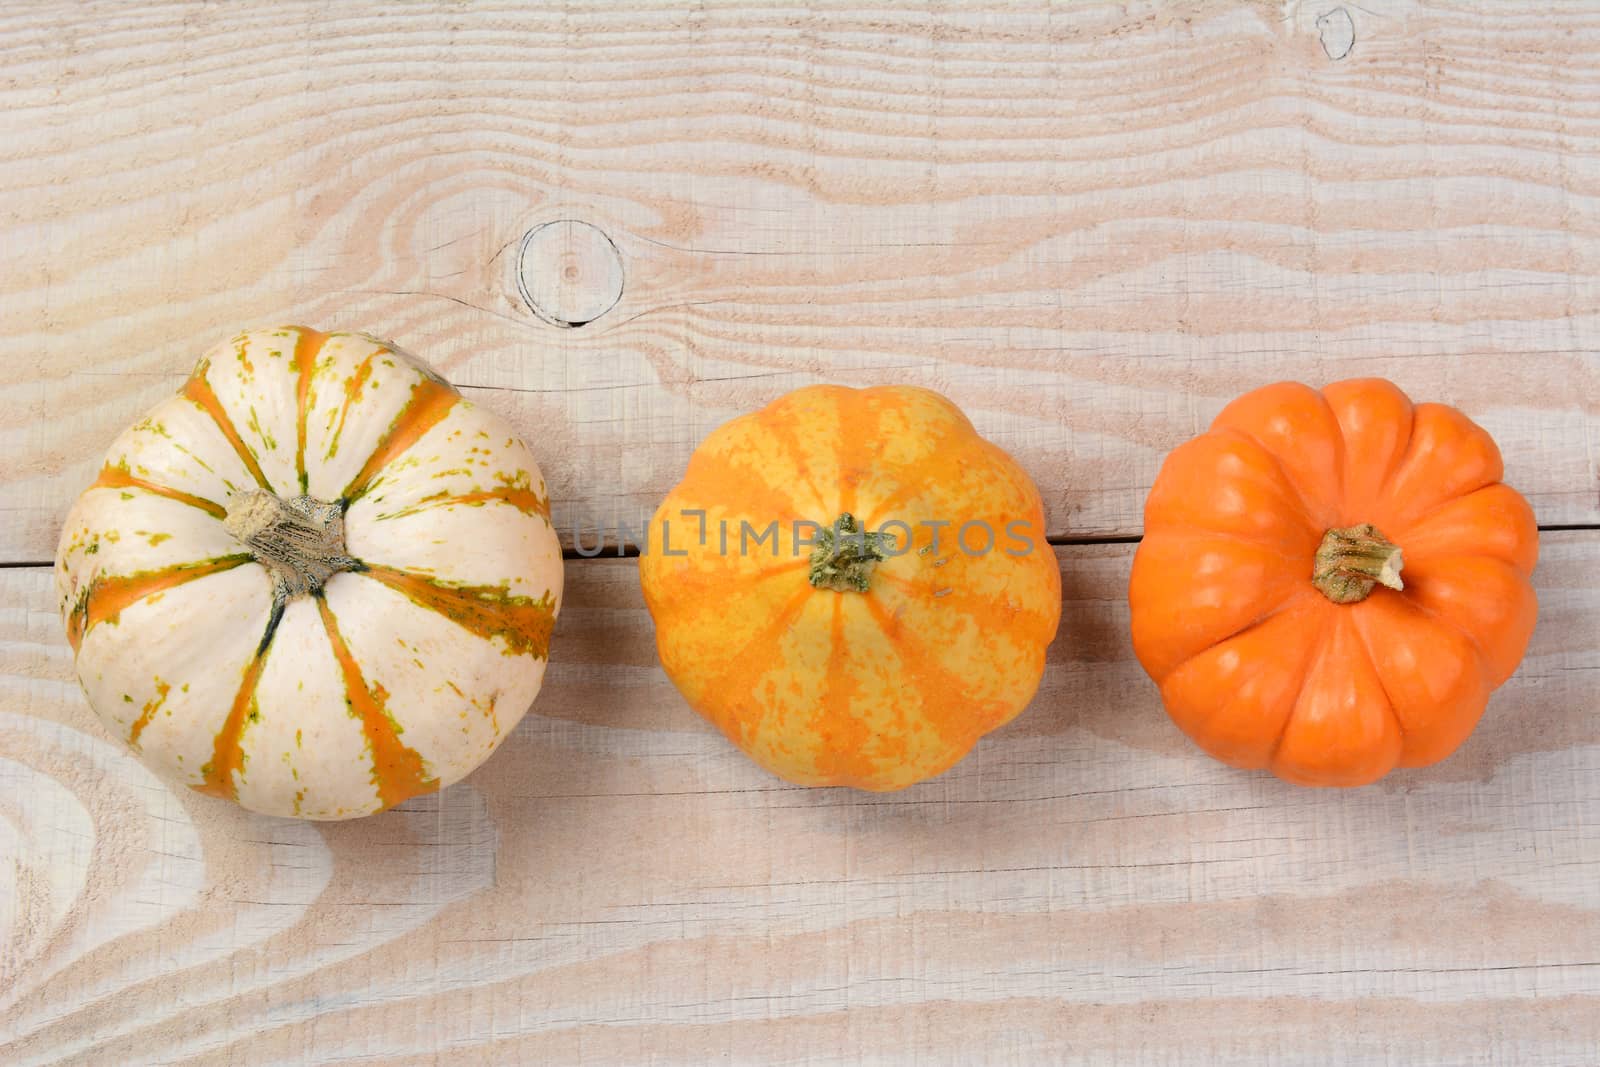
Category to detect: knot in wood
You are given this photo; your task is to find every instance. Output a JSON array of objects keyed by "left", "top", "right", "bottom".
[{"left": 515, "top": 219, "right": 624, "bottom": 328}]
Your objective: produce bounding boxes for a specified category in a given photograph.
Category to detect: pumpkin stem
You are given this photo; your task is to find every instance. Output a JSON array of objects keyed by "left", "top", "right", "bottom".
[
  {"left": 1312, "top": 523, "right": 1404, "bottom": 604},
  {"left": 223, "top": 489, "right": 361, "bottom": 597},
  {"left": 808, "top": 513, "right": 892, "bottom": 593}
]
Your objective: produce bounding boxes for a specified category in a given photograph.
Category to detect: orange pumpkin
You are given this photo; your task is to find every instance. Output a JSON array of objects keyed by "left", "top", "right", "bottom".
[
  {"left": 639, "top": 385, "right": 1062, "bottom": 790},
  {"left": 1129, "top": 378, "right": 1538, "bottom": 787}
]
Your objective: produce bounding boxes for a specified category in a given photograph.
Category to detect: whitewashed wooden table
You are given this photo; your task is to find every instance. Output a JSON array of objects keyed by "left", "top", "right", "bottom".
[{"left": 3, "top": 3, "right": 1598, "bottom": 1064}]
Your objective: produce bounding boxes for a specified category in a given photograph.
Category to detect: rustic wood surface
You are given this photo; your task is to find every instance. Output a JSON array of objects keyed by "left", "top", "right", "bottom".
[
  {"left": 3, "top": 1, "right": 1599, "bottom": 1064},
  {"left": 5, "top": 0, "right": 1600, "bottom": 558},
  {"left": 4, "top": 540, "right": 1599, "bottom": 1065}
]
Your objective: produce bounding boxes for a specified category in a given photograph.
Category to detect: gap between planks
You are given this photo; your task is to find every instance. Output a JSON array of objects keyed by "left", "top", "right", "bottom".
[{"left": 6, "top": 521, "right": 1595, "bottom": 569}]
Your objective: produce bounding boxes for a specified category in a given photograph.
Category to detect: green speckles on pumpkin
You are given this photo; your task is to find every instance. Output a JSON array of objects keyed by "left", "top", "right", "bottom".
[
  {"left": 235, "top": 337, "right": 256, "bottom": 380},
  {"left": 247, "top": 406, "right": 277, "bottom": 451},
  {"left": 173, "top": 442, "right": 215, "bottom": 473},
  {"left": 134, "top": 419, "right": 172, "bottom": 440},
  {"left": 323, "top": 353, "right": 378, "bottom": 461},
  {"left": 123, "top": 693, "right": 133, "bottom": 703}
]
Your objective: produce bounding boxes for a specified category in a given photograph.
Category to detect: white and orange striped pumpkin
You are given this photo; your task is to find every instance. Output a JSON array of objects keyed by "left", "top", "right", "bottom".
[{"left": 55, "top": 327, "right": 563, "bottom": 819}]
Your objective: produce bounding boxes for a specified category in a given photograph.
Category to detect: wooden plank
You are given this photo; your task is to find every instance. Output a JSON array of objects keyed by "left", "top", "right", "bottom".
[
  {"left": 4, "top": 1, "right": 1600, "bottom": 560},
  {"left": 3, "top": 532, "right": 1596, "bottom": 1065}
]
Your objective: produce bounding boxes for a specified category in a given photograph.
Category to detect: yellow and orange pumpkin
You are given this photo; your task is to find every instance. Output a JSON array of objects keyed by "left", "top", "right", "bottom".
[
  {"left": 639, "top": 385, "right": 1061, "bottom": 790},
  {"left": 56, "top": 327, "right": 562, "bottom": 819}
]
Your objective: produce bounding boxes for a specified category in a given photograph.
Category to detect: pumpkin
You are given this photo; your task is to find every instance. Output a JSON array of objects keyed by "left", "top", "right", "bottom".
[
  {"left": 1129, "top": 378, "right": 1538, "bottom": 787},
  {"left": 639, "top": 385, "right": 1061, "bottom": 790},
  {"left": 55, "top": 327, "right": 562, "bottom": 819}
]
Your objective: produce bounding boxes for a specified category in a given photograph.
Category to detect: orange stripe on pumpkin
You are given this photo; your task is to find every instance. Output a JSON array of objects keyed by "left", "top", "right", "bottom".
[
  {"left": 874, "top": 568, "right": 1058, "bottom": 646},
  {"left": 192, "top": 624, "right": 276, "bottom": 800},
  {"left": 340, "top": 377, "right": 460, "bottom": 502},
  {"left": 689, "top": 584, "right": 815, "bottom": 748},
  {"left": 828, "top": 388, "right": 874, "bottom": 519},
  {"left": 674, "top": 452, "right": 806, "bottom": 531},
  {"left": 90, "top": 462, "right": 227, "bottom": 520},
  {"left": 325, "top": 350, "right": 379, "bottom": 463},
  {"left": 376, "top": 480, "right": 551, "bottom": 522},
  {"left": 315, "top": 595, "right": 438, "bottom": 811},
  {"left": 181, "top": 365, "right": 273, "bottom": 492},
  {"left": 852, "top": 424, "right": 975, "bottom": 532},
  {"left": 750, "top": 398, "right": 832, "bottom": 519},
  {"left": 66, "top": 554, "right": 252, "bottom": 653},
  {"left": 811, "top": 596, "right": 877, "bottom": 786},
  {"left": 127, "top": 678, "right": 172, "bottom": 750},
  {"left": 864, "top": 594, "right": 999, "bottom": 746},
  {"left": 441, "top": 484, "right": 551, "bottom": 520},
  {"left": 292, "top": 327, "right": 328, "bottom": 493},
  {"left": 359, "top": 564, "right": 556, "bottom": 659}
]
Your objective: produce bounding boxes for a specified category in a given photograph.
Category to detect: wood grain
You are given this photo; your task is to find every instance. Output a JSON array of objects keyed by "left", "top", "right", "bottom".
[
  {"left": 3, "top": 535, "right": 1597, "bottom": 1065},
  {"left": 4, "top": 1, "right": 1600, "bottom": 559}
]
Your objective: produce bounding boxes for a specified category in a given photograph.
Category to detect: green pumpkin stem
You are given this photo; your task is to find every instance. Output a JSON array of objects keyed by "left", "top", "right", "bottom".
[
  {"left": 1312, "top": 523, "right": 1404, "bottom": 604},
  {"left": 808, "top": 513, "right": 892, "bottom": 593},
  {"left": 223, "top": 489, "right": 361, "bottom": 597}
]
